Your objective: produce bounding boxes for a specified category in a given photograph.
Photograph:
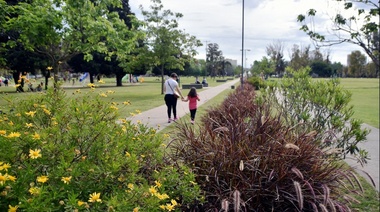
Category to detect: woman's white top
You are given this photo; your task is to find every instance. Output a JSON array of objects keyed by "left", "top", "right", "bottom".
[{"left": 165, "top": 78, "right": 178, "bottom": 95}]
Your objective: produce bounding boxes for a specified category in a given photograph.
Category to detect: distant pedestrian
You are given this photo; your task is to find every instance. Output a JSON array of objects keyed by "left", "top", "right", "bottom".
[
  {"left": 164, "top": 73, "right": 184, "bottom": 123},
  {"left": 182, "top": 87, "right": 200, "bottom": 124}
]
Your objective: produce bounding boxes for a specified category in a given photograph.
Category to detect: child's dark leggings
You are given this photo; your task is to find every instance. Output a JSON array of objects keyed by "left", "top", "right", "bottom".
[{"left": 190, "top": 109, "right": 197, "bottom": 121}]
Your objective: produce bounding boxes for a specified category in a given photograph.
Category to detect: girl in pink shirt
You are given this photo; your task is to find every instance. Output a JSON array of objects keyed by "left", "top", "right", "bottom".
[{"left": 182, "top": 87, "right": 200, "bottom": 124}]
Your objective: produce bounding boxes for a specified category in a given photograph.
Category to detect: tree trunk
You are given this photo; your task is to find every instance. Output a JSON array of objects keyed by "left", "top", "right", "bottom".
[
  {"left": 116, "top": 72, "right": 123, "bottom": 86},
  {"left": 160, "top": 64, "right": 164, "bottom": 94}
]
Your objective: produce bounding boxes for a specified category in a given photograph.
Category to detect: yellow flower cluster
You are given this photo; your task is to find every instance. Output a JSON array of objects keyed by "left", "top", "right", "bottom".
[
  {"left": 0, "top": 162, "right": 17, "bottom": 187},
  {"left": 147, "top": 180, "right": 179, "bottom": 211}
]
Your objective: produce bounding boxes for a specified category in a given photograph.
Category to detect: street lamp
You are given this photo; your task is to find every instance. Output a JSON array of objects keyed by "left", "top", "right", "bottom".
[
  {"left": 240, "top": 49, "right": 250, "bottom": 77},
  {"left": 241, "top": 0, "right": 245, "bottom": 86}
]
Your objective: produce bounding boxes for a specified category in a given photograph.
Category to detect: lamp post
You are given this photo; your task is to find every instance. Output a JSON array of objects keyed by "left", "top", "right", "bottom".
[
  {"left": 240, "top": 49, "right": 250, "bottom": 78},
  {"left": 241, "top": 0, "right": 245, "bottom": 87}
]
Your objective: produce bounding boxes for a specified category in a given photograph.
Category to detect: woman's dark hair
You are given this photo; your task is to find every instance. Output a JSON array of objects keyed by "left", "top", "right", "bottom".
[{"left": 188, "top": 87, "right": 197, "bottom": 97}]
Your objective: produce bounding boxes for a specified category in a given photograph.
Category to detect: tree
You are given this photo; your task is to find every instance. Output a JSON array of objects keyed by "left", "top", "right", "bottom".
[
  {"left": 3, "top": 0, "right": 143, "bottom": 89},
  {"left": 297, "top": 0, "right": 380, "bottom": 75},
  {"left": 206, "top": 43, "right": 224, "bottom": 77},
  {"left": 348, "top": 50, "right": 367, "bottom": 77},
  {"left": 288, "top": 44, "right": 311, "bottom": 71},
  {"left": 266, "top": 41, "right": 286, "bottom": 76},
  {"left": 251, "top": 56, "right": 273, "bottom": 77},
  {"left": 140, "top": 0, "right": 202, "bottom": 94}
]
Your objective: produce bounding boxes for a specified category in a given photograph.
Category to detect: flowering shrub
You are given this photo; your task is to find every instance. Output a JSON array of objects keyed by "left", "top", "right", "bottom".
[
  {"left": 0, "top": 88, "right": 201, "bottom": 211},
  {"left": 170, "top": 83, "right": 361, "bottom": 211}
]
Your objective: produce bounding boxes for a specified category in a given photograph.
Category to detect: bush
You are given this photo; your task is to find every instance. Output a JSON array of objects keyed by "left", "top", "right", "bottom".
[
  {"left": 261, "top": 67, "right": 369, "bottom": 163},
  {"left": 0, "top": 87, "right": 201, "bottom": 211},
  {"left": 246, "top": 76, "right": 266, "bottom": 90},
  {"left": 169, "top": 83, "right": 361, "bottom": 211}
]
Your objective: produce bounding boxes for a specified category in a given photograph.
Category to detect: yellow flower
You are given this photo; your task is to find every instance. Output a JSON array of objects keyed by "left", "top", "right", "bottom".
[
  {"left": 25, "top": 123, "right": 33, "bottom": 128},
  {"left": 110, "top": 105, "right": 118, "bottom": 110},
  {"left": 43, "top": 108, "right": 51, "bottom": 115},
  {"left": 127, "top": 183, "right": 134, "bottom": 190},
  {"left": 88, "top": 192, "right": 102, "bottom": 203},
  {"left": 106, "top": 90, "right": 114, "bottom": 94},
  {"left": 77, "top": 200, "right": 85, "bottom": 206},
  {"left": 7, "top": 132, "right": 21, "bottom": 138},
  {"left": 0, "top": 162, "right": 11, "bottom": 171},
  {"left": 155, "top": 180, "right": 162, "bottom": 188},
  {"left": 148, "top": 186, "right": 157, "bottom": 196},
  {"left": 165, "top": 203, "right": 175, "bottom": 211},
  {"left": 25, "top": 111, "right": 37, "bottom": 117},
  {"left": 123, "top": 101, "right": 130, "bottom": 105},
  {"left": 99, "top": 93, "right": 107, "bottom": 97},
  {"left": 32, "top": 132, "right": 40, "bottom": 140},
  {"left": 133, "top": 207, "right": 139, "bottom": 212},
  {"left": 171, "top": 199, "right": 178, "bottom": 206},
  {"left": 0, "top": 130, "right": 6, "bottom": 135},
  {"left": 8, "top": 121, "right": 13, "bottom": 126},
  {"left": 0, "top": 173, "right": 7, "bottom": 185},
  {"left": 156, "top": 193, "right": 169, "bottom": 200},
  {"left": 47, "top": 66, "right": 53, "bottom": 70},
  {"left": 28, "top": 187, "right": 40, "bottom": 195},
  {"left": 125, "top": 151, "right": 131, "bottom": 157},
  {"left": 37, "top": 175, "right": 49, "bottom": 183},
  {"left": 159, "top": 205, "right": 166, "bottom": 210},
  {"left": 29, "top": 149, "right": 42, "bottom": 159},
  {"left": 61, "top": 176, "right": 72, "bottom": 184},
  {"left": 5, "top": 174, "right": 16, "bottom": 182},
  {"left": 15, "top": 113, "right": 21, "bottom": 117},
  {"left": 8, "top": 205, "right": 18, "bottom": 212},
  {"left": 135, "top": 110, "right": 141, "bottom": 114}
]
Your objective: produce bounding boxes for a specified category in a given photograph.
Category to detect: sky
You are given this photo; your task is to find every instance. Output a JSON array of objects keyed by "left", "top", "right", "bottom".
[{"left": 129, "top": 0, "right": 374, "bottom": 67}]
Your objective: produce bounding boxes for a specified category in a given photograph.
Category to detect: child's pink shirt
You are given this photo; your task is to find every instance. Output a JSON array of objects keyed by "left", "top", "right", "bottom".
[{"left": 188, "top": 95, "right": 199, "bottom": 110}]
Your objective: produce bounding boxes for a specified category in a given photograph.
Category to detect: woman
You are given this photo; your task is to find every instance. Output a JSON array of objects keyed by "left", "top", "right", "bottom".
[{"left": 164, "top": 73, "right": 184, "bottom": 123}]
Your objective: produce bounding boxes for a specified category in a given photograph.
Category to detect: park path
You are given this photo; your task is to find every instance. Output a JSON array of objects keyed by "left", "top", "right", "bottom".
[{"left": 127, "top": 79, "right": 379, "bottom": 192}]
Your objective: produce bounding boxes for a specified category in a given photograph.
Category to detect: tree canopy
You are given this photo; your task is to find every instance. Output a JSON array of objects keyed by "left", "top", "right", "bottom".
[
  {"left": 2, "top": 0, "right": 144, "bottom": 88},
  {"left": 297, "top": 0, "right": 379, "bottom": 75},
  {"left": 139, "top": 0, "right": 202, "bottom": 94}
]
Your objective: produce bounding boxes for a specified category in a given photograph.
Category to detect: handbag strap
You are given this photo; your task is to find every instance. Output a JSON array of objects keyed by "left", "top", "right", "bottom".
[{"left": 167, "top": 80, "right": 176, "bottom": 93}]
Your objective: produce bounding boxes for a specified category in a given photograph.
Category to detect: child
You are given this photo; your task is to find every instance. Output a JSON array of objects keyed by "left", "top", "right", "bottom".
[{"left": 182, "top": 87, "right": 200, "bottom": 124}]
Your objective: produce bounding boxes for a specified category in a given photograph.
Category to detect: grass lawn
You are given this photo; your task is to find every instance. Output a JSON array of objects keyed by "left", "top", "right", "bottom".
[
  {"left": 0, "top": 76, "right": 229, "bottom": 117},
  {"left": 339, "top": 78, "right": 379, "bottom": 128}
]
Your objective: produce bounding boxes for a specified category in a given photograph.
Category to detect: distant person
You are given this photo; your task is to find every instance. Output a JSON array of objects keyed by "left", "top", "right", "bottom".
[
  {"left": 202, "top": 78, "right": 207, "bottom": 85},
  {"left": 36, "top": 83, "right": 42, "bottom": 92},
  {"left": 182, "top": 87, "right": 200, "bottom": 124},
  {"left": 164, "top": 73, "right": 184, "bottom": 123}
]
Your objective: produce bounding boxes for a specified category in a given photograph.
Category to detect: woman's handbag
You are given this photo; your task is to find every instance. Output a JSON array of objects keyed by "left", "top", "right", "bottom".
[{"left": 168, "top": 81, "right": 180, "bottom": 98}]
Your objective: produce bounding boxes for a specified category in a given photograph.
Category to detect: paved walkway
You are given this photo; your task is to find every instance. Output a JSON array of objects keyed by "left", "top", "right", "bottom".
[{"left": 127, "top": 79, "right": 379, "bottom": 192}]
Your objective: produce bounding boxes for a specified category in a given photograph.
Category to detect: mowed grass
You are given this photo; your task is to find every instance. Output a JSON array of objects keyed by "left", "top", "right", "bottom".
[
  {"left": 0, "top": 76, "right": 230, "bottom": 117},
  {"left": 339, "top": 78, "right": 379, "bottom": 128}
]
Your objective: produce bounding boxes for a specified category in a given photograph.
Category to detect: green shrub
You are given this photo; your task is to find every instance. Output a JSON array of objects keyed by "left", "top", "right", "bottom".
[
  {"left": 246, "top": 76, "right": 266, "bottom": 90},
  {"left": 169, "top": 83, "right": 361, "bottom": 211},
  {"left": 0, "top": 88, "right": 201, "bottom": 211},
  {"left": 261, "top": 67, "right": 369, "bottom": 163}
]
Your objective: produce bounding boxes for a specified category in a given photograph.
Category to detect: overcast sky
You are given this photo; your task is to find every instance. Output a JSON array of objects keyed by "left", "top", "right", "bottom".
[{"left": 129, "top": 0, "right": 373, "bottom": 67}]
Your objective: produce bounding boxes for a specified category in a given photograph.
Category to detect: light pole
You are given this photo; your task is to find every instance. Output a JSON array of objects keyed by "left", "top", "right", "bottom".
[
  {"left": 240, "top": 49, "right": 250, "bottom": 78},
  {"left": 241, "top": 0, "right": 245, "bottom": 87}
]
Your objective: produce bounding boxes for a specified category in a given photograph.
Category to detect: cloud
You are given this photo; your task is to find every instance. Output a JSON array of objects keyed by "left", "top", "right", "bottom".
[{"left": 130, "top": 0, "right": 372, "bottom": 66}]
